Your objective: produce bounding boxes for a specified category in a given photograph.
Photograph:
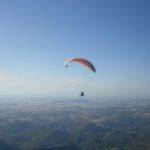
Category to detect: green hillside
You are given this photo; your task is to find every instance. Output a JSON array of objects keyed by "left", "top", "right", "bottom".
[
  {"left": 0, "top": 140, "right": 19, "bottom": 150},
  {"left": 20, "top": 129, "right": 68, "bottom": 150},
  {"left": 0, "top": 99, "right": 149, "bottom": 150}
]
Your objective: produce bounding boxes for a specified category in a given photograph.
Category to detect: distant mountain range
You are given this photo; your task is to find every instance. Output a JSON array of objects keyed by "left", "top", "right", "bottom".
[{"left": 0, "top": 98, "right": 149, "bottom": 150}]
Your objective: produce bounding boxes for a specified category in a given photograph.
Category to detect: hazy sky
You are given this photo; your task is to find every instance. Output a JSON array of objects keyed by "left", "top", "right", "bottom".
[{"left": 0, "top": 0, "right": 149, "bottom": 97}]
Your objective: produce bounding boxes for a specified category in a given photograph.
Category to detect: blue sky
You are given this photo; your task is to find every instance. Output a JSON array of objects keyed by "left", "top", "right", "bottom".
[{"left": 0, "top": 0, "right": 149, "bottom": 97}]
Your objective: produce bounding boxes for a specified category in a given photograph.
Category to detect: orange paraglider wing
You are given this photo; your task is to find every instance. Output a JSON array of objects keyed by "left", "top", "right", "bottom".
[{"left": 65, "top": 58, "right": 96, "bottom": 73}]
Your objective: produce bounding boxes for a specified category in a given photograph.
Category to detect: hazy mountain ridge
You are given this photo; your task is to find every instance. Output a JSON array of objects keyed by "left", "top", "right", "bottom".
[{"left": 0, "top": 98, "right": 149, "bottom": 150}]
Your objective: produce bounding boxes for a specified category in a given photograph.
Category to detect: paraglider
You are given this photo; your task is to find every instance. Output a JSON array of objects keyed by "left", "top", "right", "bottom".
[
  {"left": 64, "top": 57, "right": 96, "bottom": 97},
  {"left": 79, "top": 91, "right": 84, "bottom": 97},
  {"left": 65, "top": 58, "right": 96, "bottom": 73}
]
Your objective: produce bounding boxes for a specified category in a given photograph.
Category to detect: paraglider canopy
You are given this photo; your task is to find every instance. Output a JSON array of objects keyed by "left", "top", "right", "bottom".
[
  {"left": 64, "top": 57, "right": 96, "bottom": 97},
  {"left": 64, "top": 58, "right": 96, "bottom": 73}
]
